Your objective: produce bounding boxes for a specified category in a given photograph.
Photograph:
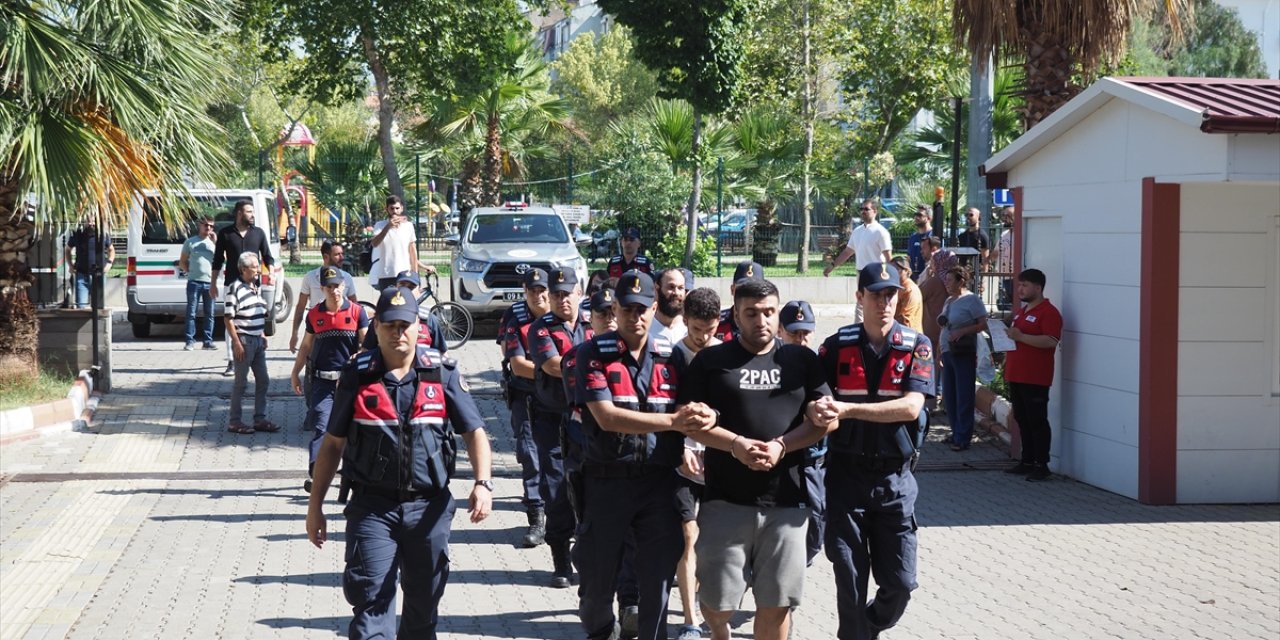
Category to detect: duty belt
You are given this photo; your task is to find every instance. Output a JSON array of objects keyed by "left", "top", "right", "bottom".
[
  {"left": 581, "top": 462, "right": 670, "bottom": 479},
  {"left": 314, "top": 370, "right": 342, "bottom": 381},
  {"left": 829, "top": 451, "right": 909, "bottom": 474},
  {"left": 354, "top": 484, "right": 439, "bottom": 502}
]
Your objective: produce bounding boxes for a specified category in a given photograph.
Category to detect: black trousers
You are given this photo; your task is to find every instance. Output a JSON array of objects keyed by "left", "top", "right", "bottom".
[{"left": 1010, "top": 382, "right": 1052, "bottom": 466}]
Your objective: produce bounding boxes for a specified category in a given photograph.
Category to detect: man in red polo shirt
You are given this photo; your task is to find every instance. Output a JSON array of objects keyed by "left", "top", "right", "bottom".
[{"left": 1002, "top": 268, "right": 1063, "bottom": 482}]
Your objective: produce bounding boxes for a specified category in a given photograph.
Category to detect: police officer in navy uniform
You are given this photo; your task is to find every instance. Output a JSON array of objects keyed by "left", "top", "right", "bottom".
[
  {"left": 606, "top": 227, "right": 653, "bottom": 278},
  {"left": 361, "top": 271, "right": 448, "bottom": 353},
  {"left": 306, "top": 286, "right": 494, "bottom": 640},
  {"left": 573, "top": 271, "right": 716, "bottom": 640},
  {"left": 713, "top": 261, "right": 764, "bottom": 343},
  {"left": 817, "top": 262, "right": 935, "bottom": 640},
  {"left": 502, "top": 268, "right": 554, "bottom": 547},
  {"left": 527, "top": 268, "right": 586, "bottom": 588},
  {"left": 779, "top": 299, "right": 830, "bottom": 566},
  {"left": 291, "top": 267, "right": 370, "bottom": 493}
]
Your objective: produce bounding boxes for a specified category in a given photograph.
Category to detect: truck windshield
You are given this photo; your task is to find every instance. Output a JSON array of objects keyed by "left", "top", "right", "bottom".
[
  {"left": 468, "top": 214, "right": 568, "bottom": 244},
  {"left": 141, "top": 195, "right": 276, "bottom": 244}
]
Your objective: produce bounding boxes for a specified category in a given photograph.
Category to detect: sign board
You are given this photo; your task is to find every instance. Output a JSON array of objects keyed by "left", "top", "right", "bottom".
[
  {"left": 992, "top": 189, "right": 1014, "bottom": 207},
  {"left": 553, "top": 204, "right": 590, "bottom": 225}
]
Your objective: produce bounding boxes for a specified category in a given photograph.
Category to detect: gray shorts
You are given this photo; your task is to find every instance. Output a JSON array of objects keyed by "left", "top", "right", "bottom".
[{"left": 694, "top": 499, "right": 810, "bottom": 610}]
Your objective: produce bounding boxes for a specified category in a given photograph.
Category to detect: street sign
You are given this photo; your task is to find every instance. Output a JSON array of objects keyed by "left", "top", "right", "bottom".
[
  {"left": 993, "top": 189, "right": 1014, "bottom": 207},
  {"left": 553, "top": 204, "right": 590, "bottom": 225}
]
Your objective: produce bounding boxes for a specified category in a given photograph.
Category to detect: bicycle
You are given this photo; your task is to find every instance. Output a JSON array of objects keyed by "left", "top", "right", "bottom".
[{"left": 360, "top": 272, "right": 474, "bottom": 350}]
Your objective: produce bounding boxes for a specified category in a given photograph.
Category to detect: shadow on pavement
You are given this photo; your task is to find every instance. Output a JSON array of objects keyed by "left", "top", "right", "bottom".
[
  {"left": 915, "top": 471, "right": 1280, "bottom": 528},
  {"left": 255, "top": 616, "right": 348, "bottom": 637},
  {"left": 235, "top": 572, "right": 340, "bottom": 587}
]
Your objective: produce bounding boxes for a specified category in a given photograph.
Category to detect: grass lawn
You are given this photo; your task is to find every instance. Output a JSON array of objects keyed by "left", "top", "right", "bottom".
[{"left": 0, "top": 370, "right": 77, "bottom": 412}]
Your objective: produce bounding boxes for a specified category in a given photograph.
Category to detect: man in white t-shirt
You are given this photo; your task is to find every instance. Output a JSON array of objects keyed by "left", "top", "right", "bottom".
[
  {"left": 824, "top": 198, "right": 892, "bottom": 320},
  {"left": 652, "top": 268, "right": 690, "bottom": 343},
  {"left": 290, "top": 240, "right": 358, "bottom": 353},
  {"left": 368, "top": 195, "right": 434, "bottom": 288}
]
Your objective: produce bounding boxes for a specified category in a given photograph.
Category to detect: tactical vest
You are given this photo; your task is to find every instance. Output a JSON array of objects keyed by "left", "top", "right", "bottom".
[
  {"left": 607, "top": 255, "right": 651, "bottom": 278},
  {"left": 532, "top": 314, "right": 582, "bottom": 413},
  {"left": 714, "top": 308, "right": 737, "bottom": 343},
  {"left": 503, "top": 308, "right": 537, "bottom": 392},
  {"left": 581, "top": 333, "right": 681, "bottom": 466},
  {"left": 827, "top": 325, "right": 927, "bottom": 460},
  {"left": 343, "top": 346, "right": 457, "bottom": 494},
  {"left": 560, "top": 341, "right": 589, "bottom": 446}
]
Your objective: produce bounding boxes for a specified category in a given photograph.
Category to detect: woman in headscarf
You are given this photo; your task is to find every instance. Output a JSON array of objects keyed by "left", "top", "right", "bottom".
[{"left": 920, "top": 239, "right": 955, "bottom": 401}]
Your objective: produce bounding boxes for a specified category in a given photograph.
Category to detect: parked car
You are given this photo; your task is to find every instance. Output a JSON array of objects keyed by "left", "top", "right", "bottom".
[
  {"left": 445, "top": 204, "right": 590, "bottom": 318},
  {"left": 126, "top": 189, "right": 289, "bottom": 339}
]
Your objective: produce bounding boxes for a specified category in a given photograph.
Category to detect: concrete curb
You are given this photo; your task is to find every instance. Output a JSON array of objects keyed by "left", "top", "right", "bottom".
[
  {"left": 976, "top": 385, "right": 1019, "bottom": 458},
  {"left": 0, "top": 369, "right": 100, "bottom": 446}
]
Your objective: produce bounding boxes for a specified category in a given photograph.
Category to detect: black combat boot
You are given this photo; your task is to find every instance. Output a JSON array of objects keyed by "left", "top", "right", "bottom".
[
  {"left": 521, "top": 507, "right": 546, "bottom": 548},
  {"left": 549, "top": 540, "right": 573, "bottom": 588}
]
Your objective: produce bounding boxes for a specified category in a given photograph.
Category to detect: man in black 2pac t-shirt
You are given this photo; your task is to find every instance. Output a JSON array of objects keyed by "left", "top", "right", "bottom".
[{"left": 676, "top": 278, "right": 838, "bottom": 640}]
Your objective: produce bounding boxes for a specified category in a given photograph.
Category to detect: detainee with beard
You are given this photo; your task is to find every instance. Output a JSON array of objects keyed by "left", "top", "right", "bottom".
[{"left": 652, "top": 268, "right": 691, "bottom": 343}]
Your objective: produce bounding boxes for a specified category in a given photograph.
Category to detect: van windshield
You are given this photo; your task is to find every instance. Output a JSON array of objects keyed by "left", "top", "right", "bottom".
[
  {"left": 141, "top": 195, "right": 276, "bottom": 244},
  {"left": 467, "top": 214, "right": 568, "bottom": 244}
]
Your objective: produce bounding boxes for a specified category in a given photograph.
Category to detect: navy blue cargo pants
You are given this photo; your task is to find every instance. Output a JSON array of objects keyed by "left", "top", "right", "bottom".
[{"left": 824, "top": 461, "right": 919, "bottom": 640}]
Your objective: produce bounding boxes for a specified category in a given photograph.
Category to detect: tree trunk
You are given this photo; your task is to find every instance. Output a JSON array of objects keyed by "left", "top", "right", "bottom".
[
  {"left": 483, "top": 112, "right": 503, "bottom": 207},
  {"left": 1021, "top": 28, "right": 1078, "bottom": 129},
  {"left": 797, "top": 0, "right": 814, "bottom": 273},
  {"left": 361, "top": 30, "right": 404, "bottom": 203},
  {"left": 0, "top": 177, "right": 39, "bottom": 383},
  {"left": 683, "top": 111, "right": 703, "bottom": 269}
]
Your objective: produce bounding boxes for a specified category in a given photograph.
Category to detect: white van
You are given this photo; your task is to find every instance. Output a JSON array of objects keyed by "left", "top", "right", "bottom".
[{"left": 126, "top": 189, "right": 291, "bottom": 339}]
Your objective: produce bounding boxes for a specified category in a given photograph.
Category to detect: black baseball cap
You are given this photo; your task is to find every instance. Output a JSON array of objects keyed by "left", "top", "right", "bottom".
[
  {"left": 733, "top": 260, "right": 764, "bottom": 284},
  {"left": 394, "top": 270, "right": 420, "bottom": 288},
  {"left": 622, "top": 227, "right": 642, "bottom": 239},
  {"left": 522, "top": 267, "right": 549, "bottom": 288},
  {"left": 858, "top": 262, "right": 903, "bottom": 293},
  {"left": 590, "top": 288, "right": 616, "bottom": 311},
  {"left": 320, "top": 267, "right": 343, "bottom": 287},
  {"left": 549, "top": 268, "right": 579, "bottom": 293},
  {"left": 780, "top": 300, "right": 816, "bottom": 333},
  {"left": 615, "top": 270, "right": 655, "bottom": 307},
  {"left": 375, "top": 286, "right": 419, "bottom": 324}
]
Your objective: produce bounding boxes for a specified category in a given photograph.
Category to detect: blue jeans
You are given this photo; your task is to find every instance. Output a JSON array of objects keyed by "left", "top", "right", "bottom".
[
  {"left": 74, "top": 272, "right": 92, "bottom": 308},
  {"left": 184, "top": 280, "right": 213, "bottom": 344},
  {"left": 942, "top": 351, "right": 978, "bottom": 446}
]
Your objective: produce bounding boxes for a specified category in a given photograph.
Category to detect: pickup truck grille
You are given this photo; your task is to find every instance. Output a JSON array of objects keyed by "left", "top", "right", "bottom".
[{"left": 484, "top": 262, "right": 556, "bottom": 289}]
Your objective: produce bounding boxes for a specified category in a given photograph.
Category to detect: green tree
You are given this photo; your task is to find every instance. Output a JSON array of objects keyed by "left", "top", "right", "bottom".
[
  {"left": 423, "top": 34, "right": 577, "bottom": 209},
  {"left": 734, "top": 107, "right": 803, "bottom": 265},
  {"left": 952, "top": 0, "right": 1194, "bottom": 127},
  {"left": 599, "top": 0, "right": 750, "bottom": 267},
  {"left": 250, "top": 0, "right": 530, "bottom": 202},
  {"left": 831, "top": 0, "right": 966, "bottom": 158},
  {"left": 580, "top": 121, "right": 691, "bottom": 235},
  {"left": 1115, "top": 0, "right": 1267, "bottom": 79},
  {"left": 551, "top": 26, "right": 659, "bottom": 141},
  {"left": 1, "top": 0, "right": 232, "bottom": 381},
  {"left": 899, "top": 63, "right": 1026, "bottom": 179}
]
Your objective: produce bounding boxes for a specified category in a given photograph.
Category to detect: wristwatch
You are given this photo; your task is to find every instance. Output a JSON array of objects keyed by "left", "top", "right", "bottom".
[{"left": 474, "top": 479, "right": 494, "bottom": 492}]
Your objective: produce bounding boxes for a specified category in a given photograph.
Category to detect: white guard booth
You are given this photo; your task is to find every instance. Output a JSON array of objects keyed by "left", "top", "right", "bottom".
[{"left": 981, "top": 77, "right": 1280, "bottom": 505}]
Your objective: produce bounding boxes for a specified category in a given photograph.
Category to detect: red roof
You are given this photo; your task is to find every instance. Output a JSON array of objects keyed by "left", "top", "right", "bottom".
[{"left": 1115, "top": 77, "right": 1280, "bottom": 134}]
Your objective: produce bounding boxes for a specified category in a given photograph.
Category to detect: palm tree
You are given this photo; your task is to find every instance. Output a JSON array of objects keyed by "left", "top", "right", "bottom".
[
  {"left": 427, "top": 33, "right": 577, "bottom": 208},
  {"left": 734, "top": 108, "right": 803, "bottom": 265},
  {"left": 900, "top": 62, "right": 1026, "bottom": 177},
  {"left": 1, "top": 0, "right": 232, "bottom": 382},
  {"left": 952, "top": 0, "right": 1192, "bottom": 127}
]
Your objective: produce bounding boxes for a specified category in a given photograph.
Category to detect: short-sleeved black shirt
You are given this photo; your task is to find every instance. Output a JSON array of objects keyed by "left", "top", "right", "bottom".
[
  {"left": 212, "top": 225, "right": 274, "bottom": 285},
  {"left": 676, "top": 340, "right": 831, "bottom": 508}
]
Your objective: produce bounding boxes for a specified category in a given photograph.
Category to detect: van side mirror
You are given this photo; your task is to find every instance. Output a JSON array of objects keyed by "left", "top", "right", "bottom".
[{"left": 443, "top": 234, "right": 460, "bottom": 247}]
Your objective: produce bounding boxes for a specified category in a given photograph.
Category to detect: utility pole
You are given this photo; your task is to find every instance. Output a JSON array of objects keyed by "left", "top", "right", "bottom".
[{"left": 967, "top": 55, "right": 994, "bottom": 241}]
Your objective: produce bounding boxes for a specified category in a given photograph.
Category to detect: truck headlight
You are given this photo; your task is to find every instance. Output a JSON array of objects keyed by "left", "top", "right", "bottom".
[{"left": 456, "top": 257, "right": 488, "bottom": 273}]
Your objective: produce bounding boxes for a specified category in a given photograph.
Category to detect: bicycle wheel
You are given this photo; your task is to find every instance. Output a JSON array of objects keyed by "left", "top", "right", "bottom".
[{"left": 429, "top": 301, "right": 473, "bottom": 350}]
